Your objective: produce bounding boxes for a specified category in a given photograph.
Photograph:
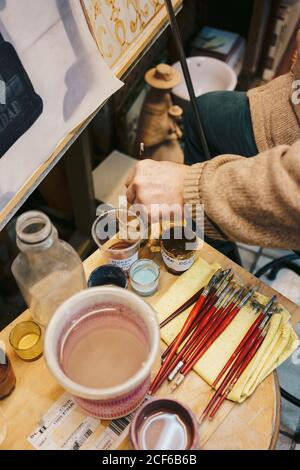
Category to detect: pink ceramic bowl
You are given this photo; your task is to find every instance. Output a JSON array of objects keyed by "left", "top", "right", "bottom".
[{"left": 44, "top": 287, "right": 160, "bottom": 419}]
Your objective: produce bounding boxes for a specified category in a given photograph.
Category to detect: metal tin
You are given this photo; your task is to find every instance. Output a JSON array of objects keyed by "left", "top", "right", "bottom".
[{"left": 130, "top": 398, "right": 199, "bottom": 450}]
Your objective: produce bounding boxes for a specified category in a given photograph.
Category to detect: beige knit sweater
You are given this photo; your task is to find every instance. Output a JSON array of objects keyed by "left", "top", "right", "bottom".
[{"left": 184, "top": 32, "right": 300, "bottom": 250}]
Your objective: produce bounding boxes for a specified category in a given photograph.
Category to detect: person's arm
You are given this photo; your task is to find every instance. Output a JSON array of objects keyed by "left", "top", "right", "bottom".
[
  {"left": 184, "top": 141, "right": 300, "bottom": 249},
  {"left": 126, "top": 141, "right": 300, "bottom": 250}
]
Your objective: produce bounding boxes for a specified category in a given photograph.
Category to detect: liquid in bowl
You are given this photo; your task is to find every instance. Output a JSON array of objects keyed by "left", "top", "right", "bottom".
[
  {"left": 44, "top": 287, "right": 160, "bottom": 420},
  {"left": 60, "top": 303, "right": 149, "bottom": 389}
]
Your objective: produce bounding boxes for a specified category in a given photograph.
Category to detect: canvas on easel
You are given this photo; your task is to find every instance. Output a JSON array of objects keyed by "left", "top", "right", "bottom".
[
  {"left": 0, "top": 0, "right": 122, "bottom": 213},
  {"left": 81, "top": 0, "right": 181, "bottom": 72}
]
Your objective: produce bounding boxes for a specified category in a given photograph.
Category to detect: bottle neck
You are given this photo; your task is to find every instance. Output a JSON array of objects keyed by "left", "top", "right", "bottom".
[{"left": 16, "top": 211, "right": 58, "bottom": 255}]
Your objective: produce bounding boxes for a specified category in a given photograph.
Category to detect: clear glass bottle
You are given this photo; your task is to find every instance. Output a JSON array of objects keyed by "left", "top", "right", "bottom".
[{"left": 11, "top": 211, "right": 86, "bottom": 327}]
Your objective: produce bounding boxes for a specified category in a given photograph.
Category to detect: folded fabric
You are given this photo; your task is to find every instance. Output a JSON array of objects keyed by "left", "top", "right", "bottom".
[{"left": 155, "top": 256, "right": 299, "bottom": 403}]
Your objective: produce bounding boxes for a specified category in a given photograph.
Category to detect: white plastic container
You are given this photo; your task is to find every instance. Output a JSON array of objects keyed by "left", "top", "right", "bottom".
[{"left": 44, "top": 287, "right": 160, "bottom": 419}]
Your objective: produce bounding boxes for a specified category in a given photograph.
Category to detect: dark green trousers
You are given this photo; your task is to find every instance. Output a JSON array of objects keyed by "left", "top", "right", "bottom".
[{"left": 183, "top": 91, "right": 258, "bottom": 263}]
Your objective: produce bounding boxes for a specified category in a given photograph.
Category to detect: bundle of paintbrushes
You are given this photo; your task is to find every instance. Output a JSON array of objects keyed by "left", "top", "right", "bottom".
[
  {"left": 150, "top": 268, "right": 251, "bottom": 395},
  {"left": 199, "top": 295, "right": 276, "bottom": 421},
  {"left": 152, "top": 259, "right": 298, "bottom": 419}
]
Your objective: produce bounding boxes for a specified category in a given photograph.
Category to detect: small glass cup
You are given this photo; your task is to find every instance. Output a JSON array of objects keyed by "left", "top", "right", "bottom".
[
  {"left": 92, "top": 209, "right": 145, "bottom": 271},
  {"left": 129, "top": 259, "right": 160, "bottom": 297},
  {"left": 9, "top": 321, "right": 43, "bottom": 361},
  {"left": 0, "top": 407, "right": 8, "bottom": 447}
]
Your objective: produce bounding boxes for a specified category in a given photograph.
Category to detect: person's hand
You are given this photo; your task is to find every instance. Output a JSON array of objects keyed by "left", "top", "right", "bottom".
[{"left": 125, "top": 159, "right": 188, "bottom": 219}]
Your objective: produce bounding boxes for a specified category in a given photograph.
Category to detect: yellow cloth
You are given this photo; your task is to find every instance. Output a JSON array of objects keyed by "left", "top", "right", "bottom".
[{"left": 155, "top": 256, "right": 299, "bottom": 403}]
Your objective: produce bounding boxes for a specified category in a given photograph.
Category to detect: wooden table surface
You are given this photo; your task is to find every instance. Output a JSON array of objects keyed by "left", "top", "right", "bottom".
[{"left": 1, "top": 242, "right": 300, "bottom": 450}]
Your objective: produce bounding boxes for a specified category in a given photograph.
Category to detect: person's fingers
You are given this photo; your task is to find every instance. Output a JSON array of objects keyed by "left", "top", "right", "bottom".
[
  {"left": 125, "top": 166, "right": 136, "bottom": 188},
  {"left": 126, "top": 184, "right": 136, "bottom": 205}
]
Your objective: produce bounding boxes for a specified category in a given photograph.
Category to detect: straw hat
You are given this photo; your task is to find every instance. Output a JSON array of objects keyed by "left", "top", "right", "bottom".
[{"left": 145, "top": 64, "right": 181, "bottom": 89}]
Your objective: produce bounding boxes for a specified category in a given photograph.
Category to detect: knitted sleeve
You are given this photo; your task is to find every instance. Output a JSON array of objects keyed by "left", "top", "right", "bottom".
[{"left": 183, "top": 141, "right": 300, "bottom": 250}]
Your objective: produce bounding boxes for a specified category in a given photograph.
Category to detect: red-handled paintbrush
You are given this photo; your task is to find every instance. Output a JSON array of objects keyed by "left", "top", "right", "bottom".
[
  {"left": 208, "top": 328, "right": 269, "bottom": 419},
  {"left": 149, "top": 268, "right": 225, "bottom": 394},
  {"left": 168, "top": 287, "right": 240, "bottom": 386},
  {"left": 212, "top": 296, "right": 276, "bottom": 388},
  {"left": 159, "top": 287, "right": 204, "bottom": 329},
  {"left": 171, "top": 288, "right": 256, "bottom": 390},
  {"left": 200, "top": 302, "right": 274, "bottom": 421},
  {"left": 204, "top": 317, "right": 271, "bottom": 421},
  {"left": 167, "top": 286, "right": 237, "bottom": 382},
  {"left": 161, "top": 269, "right": 232, "bottom": 362}
]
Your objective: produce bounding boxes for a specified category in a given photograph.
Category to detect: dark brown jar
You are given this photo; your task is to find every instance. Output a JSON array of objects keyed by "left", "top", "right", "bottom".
[
  {"left": 161, "top": 225, "right": 198, "bottom": 275},
  {"left": 0, "top": 350, "right": 16, "bottom": 399}
]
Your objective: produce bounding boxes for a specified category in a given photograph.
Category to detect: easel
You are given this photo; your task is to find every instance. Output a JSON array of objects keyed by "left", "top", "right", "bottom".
[{"left": 0, "top": 1, "right": 183, "bottom": 234}]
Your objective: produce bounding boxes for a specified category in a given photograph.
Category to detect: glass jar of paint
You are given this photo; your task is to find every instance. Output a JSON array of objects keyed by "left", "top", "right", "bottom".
[
  {"left": 11, "top": 211, "right": 86, "bottom": 327},
  {"left": 161, "top": 226, "right": 198, "bottom": 275},
  {"left": 0, "top": 349, "right": 16, "bottom": 400},
  {"left": 92, "top": 209, "right": 146, "bottom": 271},
  {"left": 129, "top": 259, "right": 160, "bottom": 296}
]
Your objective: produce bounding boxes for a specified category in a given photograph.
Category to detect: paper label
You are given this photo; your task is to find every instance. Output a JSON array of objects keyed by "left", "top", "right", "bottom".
[
  {"left": 27, "top": 393, "right": 142, "bottom": 450},
  {"left": 161, "top": 249, "right": 195, "bottom": 272},
  {"left": 28, "top": 394, "right": 99, "bottom": 450},
  {"left": 110, "top": 251, "right": 138, "bottom": 271}
]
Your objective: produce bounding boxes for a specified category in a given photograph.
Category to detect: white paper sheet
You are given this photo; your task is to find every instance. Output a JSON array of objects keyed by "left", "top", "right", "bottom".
[{"left": 0, "top": 0, "right": 123, "bottom": 211}]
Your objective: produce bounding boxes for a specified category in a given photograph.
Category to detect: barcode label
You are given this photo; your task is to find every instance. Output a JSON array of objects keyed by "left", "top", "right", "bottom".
[
  {"left": 28, "top": 394, "right": 99, "bottom": 450},
  {"left": 109, "top": 413, "right": 134, "bottom": 436},
  {"left": 28, "top": 393, "right": 151, "bottom": 450},
  {"left": 61, "top": 418, "right": 98, "bottom": 450},
  {"left": 92, "top": 396, "right": 151, "bottom": 450},
  {"left": 91, "top": 412, "right": 135, "bottom": 450}
]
